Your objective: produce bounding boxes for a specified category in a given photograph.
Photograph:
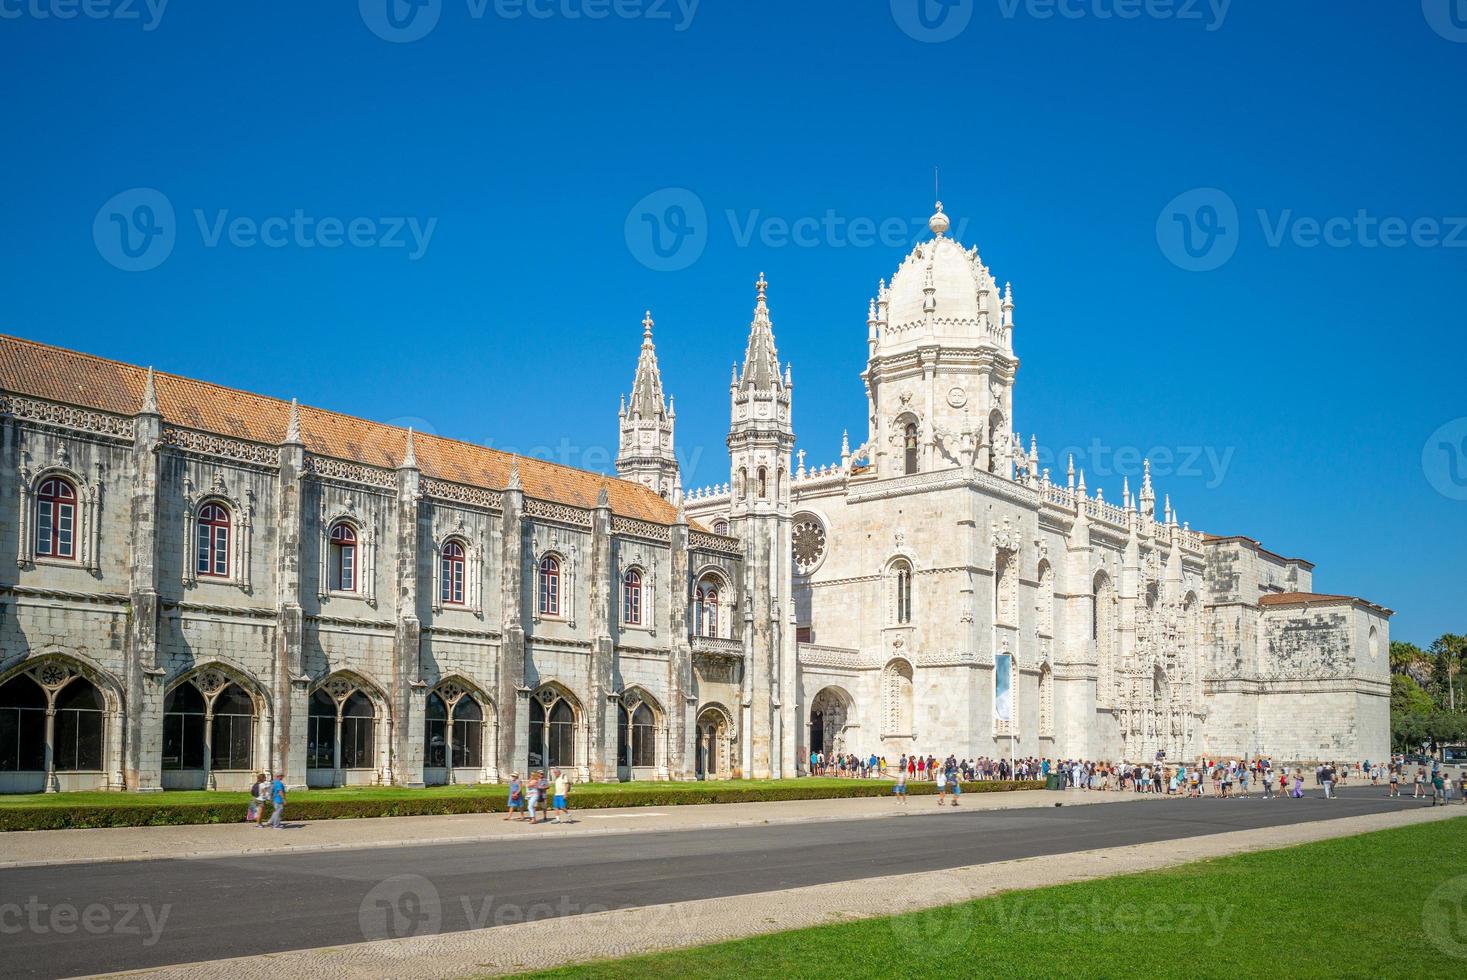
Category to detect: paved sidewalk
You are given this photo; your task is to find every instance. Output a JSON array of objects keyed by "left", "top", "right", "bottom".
[
  {"left": 0, "top": 787, "right": 1136, "bottom": 869},
  {"left": 93, "top": 804, "right": 1465, "bottom": 979}
]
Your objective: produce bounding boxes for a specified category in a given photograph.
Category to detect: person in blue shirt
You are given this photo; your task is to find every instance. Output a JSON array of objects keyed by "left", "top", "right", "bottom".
[{"left": 267, "top": 771, "right": 287, "bottom": 829}]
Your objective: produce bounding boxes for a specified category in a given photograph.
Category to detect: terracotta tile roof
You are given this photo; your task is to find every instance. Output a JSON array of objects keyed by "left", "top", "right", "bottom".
[
  {"left": 1259, "top": 591, "right": 1393, "bottom": 616},
  {"left": 0, "top": 333, "right": 685, "bottom": 525}
]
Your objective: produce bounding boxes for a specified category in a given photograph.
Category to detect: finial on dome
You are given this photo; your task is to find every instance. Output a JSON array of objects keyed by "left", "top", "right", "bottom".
[
  {"left": 929, "top": 201, "right": 950, "bottom": 237},
  {"left": 642, "top": 310, "right": 654, "bottom": 340}
]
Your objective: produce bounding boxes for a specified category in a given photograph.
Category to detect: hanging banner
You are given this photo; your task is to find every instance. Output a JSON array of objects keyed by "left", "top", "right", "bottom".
[{"left": 995, "top": 652, "right": 1013, "bottom": 723}]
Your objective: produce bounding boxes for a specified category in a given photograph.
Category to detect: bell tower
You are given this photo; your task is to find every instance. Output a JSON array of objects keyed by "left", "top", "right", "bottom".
[
  {"left": 727, "top": 273, "right": 797, "bottom": 778},
  {"left": 615, "top": 311, "right": 679, "bottom": 498}
]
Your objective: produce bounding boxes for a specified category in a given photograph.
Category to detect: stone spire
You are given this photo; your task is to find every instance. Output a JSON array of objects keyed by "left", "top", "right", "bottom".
[
  {"left": 283, "top": 398, "right": 303, "bottom": 445},
  {"left": 139, "top": 367, "right": 159, "bottom": 416},
  {"left": 400, "top": 427, "right": 417, "bottom": 469},
  {"left": 507, "top": 458, "right": 522, "bottom": 492},
  {"left": 616, "top": 310, "right": 679, "bottom": 498},
  {"left": 1139, "top": 457, "right": 1156, "bottom": 519},
  {"left": 738, "top": 273, "right": 784, "bottom": 392},
  {"left": 627, "top": 311, "right": 669, "bottom": 421}
]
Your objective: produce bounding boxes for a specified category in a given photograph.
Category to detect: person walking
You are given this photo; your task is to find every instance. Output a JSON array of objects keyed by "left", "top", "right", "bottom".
[
  {"left": 893, "top": 763, "right": 908, "bottom": 806},
  {"left": 1388, "top": 764, "right": 1400, "bottom": 798},
  {"left": 1261, "top": 764, "right": 1273, "bottom": 799},
  {"left": 248, "top": 772, "right": 269, "bottom": 826},
  {"left": 505, "top": 772, "right": 523, "bottom": 821},
  {"left": 935, "top": 766, "right": 948, "bottom": 806},
  {"left": 525, "top": 771, "right": 544, "bottom": 823},
  {"left": 1430, "top": 768, "right": 1446, "bottom": 806},
  {"left": 1321, "top": 762, "right": 1336, "bottom": 799},
  {"left": 267, "top": 771, "right": 287, "bottom": 829},
  {"left": 551, "top": 767, "right": 571, "bottom": 823}
]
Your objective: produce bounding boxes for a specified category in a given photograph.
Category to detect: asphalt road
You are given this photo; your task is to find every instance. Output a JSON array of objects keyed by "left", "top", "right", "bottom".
[{"left": 0, "top": 787, "right": 1452, "bottom": 978}]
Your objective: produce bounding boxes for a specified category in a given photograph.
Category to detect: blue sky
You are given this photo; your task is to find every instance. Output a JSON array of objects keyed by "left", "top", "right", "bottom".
[{"left": 1, "top": 1, "right": 1464, "bottom": 643}]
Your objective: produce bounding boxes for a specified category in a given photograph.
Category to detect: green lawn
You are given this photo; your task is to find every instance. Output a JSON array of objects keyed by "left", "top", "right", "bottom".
[
  {"left": 526, "top": 815, "right": 1467, "bottom": 979},
  {"left": 0, "top": 777, "right": 860, "bottom": 809}
]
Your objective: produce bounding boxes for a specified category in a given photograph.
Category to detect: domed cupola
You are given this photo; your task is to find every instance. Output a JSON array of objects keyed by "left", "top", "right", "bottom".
[{"left": 873, "top": 202, "right": 1013, "bottom": 358}]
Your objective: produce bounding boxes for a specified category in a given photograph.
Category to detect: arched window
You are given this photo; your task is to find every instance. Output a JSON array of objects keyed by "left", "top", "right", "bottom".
[
  {"left": 210, "top": 683, "right": 255, "bottom": 771},
  {"left": 329, "top": 523, "right": 358, "bottom": 593},
  {"left": 623, "top": 569, "right": 643, "bottom": 626},
  {"left": 0, "top": 674, "right": 48, "bottom": 772},
  {"left": 994, "top": 549, "right": 1017, "bottom": 626},
  {"left": 451, "top": 695, "right": 482, "bottom": 769},
  {"left": 35, "top": 478, "right": 78, "bottom": 560},
  {"left": 890, "top": 560, "right": 913, "bottom": 625},
  {"left": 757, "top": 467, "right": 768, "bottom": 499},
  {"left": 712, "top": 519, "right": 729, "bottom": 535},
  {"left": 529, "top": 688, "right": 576, "bottom": 770},
  {"left": 903, "top": 422, "right": 919, "bottom": 475},
  {"left": 53, "top": 679, "right": 104, "bottom": 772},
  {"left": 196, "top": 502, "right": 231, "bottom": 577},
  {"left": 618, "top": 700, "right": 657, "bottom": 768},
  {"left": 440, "top": 540, "right": 466, "bottom": 605},
  {"left": 424, "top": 692, "right": 448, "bottom": 769},
  {"left": 424, "top": 684, "right": 486, "bottom": 772},
  {"left": 307, "top": 690, "right": 337, "bottom": 770},
  {"left": 538, "top": 555, "right": 561, "bottom": 616},
  {"left": 161, "top": 682, "right": 206, "bottom": 771},
  {"left": 694, "top": 580, "right": 720, "bottom": 638}
]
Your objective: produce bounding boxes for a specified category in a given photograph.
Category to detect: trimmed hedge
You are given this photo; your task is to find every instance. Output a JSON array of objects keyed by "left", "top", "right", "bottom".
[{"left": 0, "top": 780, "right": 1042, "bottom": 832}]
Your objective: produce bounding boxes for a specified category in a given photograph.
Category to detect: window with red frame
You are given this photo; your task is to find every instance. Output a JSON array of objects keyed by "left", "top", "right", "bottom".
[
  {"left": 539, "top": 555, "right": 561, "bottom": 616},
  {"left": 196, "top": 502, "right": 230, "bottom": 577},
  {"left": 441, "top": 540, "right": 466, "bottom": 605},
  {"left": 623, "top": 569, "right": 643, "bottom": 626},
  {"left": 329, "top": 523, "right": 357, "bottom": 592},
  {"left": 35, "top": 478, "right": 78, "bottom": 560}
]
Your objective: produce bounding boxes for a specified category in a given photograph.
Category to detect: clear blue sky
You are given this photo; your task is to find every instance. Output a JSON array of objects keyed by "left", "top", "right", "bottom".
[{"left": 2, "top": 2, "right": 1463, "bottom": 643}]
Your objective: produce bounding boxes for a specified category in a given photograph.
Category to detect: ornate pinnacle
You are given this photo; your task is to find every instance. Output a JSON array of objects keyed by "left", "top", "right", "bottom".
[
  {"left": 284, "top": 397, "right": 303, "bottom": 445},
  {"left": 596, "top": 486, "right": 610, "bottom": 509},
  {"left": 140, "top": 366, "right": 159, "bottom": 416},
  {"left": 755, "top": 271, "right": 768, "bottom": 302},
  {"left": 507, "top": 458, "right": 522, "bottom": 492},
  {"left": 642, "top": 309, "right": 654, "bottom": 342},
  {"left": 401, "top": 427, "right": 417, "bottom": 469}
]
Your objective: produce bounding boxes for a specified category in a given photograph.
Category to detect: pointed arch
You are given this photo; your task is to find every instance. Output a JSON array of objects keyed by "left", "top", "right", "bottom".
[
  {"left": 425, "top": 675, "right": 496, "bottom": 783},
  {"left": 528, "top": 681, "right": 583, "bottom": 773},
  {"left": 809, "top": 685, "right": 855, "bottom": 757},
  {"left": 617, "top": 686, "right": 664, "bottom": 772},
  {"left": 695, "top": 701, "right": 736, "bottom": 780},
  {"left": 881, "top": 658, "right": 914, "bottom": 738},
  {"left": 1038, "top": 661, "right": 1054, "bottom": 738}
]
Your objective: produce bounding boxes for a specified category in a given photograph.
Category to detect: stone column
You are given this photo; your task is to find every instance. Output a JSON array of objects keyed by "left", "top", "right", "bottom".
[
  {"left": 587, "top": 490, "right": 617, "bottom": 781},
  {"left": 498, "top": 473, "right": 527, "bottom": 776},
  {"left": 668, "top": 510, "right": 695, "bottom": 779},
  {"left": 125, "top": 400, "right": 165, "bottom": 791},
  {"left": 392, "top": 446, "right": 424, "bottom": 787},
  {"left": 274, "top": 429, "right": 309, "bottom": 788}
]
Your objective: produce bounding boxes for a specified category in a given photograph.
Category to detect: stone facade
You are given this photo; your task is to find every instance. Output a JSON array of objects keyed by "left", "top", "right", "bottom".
[
  {"left": 0, "top": 350, "right": 745, "bottom": 792},
  {"left": 0, "top": 202, "right": 1392, "bottom": 795},
  {"left": 684, "top": 203, "right": 1392, "bottom": 769}
]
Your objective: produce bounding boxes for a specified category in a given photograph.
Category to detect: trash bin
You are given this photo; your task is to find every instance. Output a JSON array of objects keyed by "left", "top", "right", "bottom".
[{"left": 1045, "top": 774, "right": 1061, "bottom": 791}]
